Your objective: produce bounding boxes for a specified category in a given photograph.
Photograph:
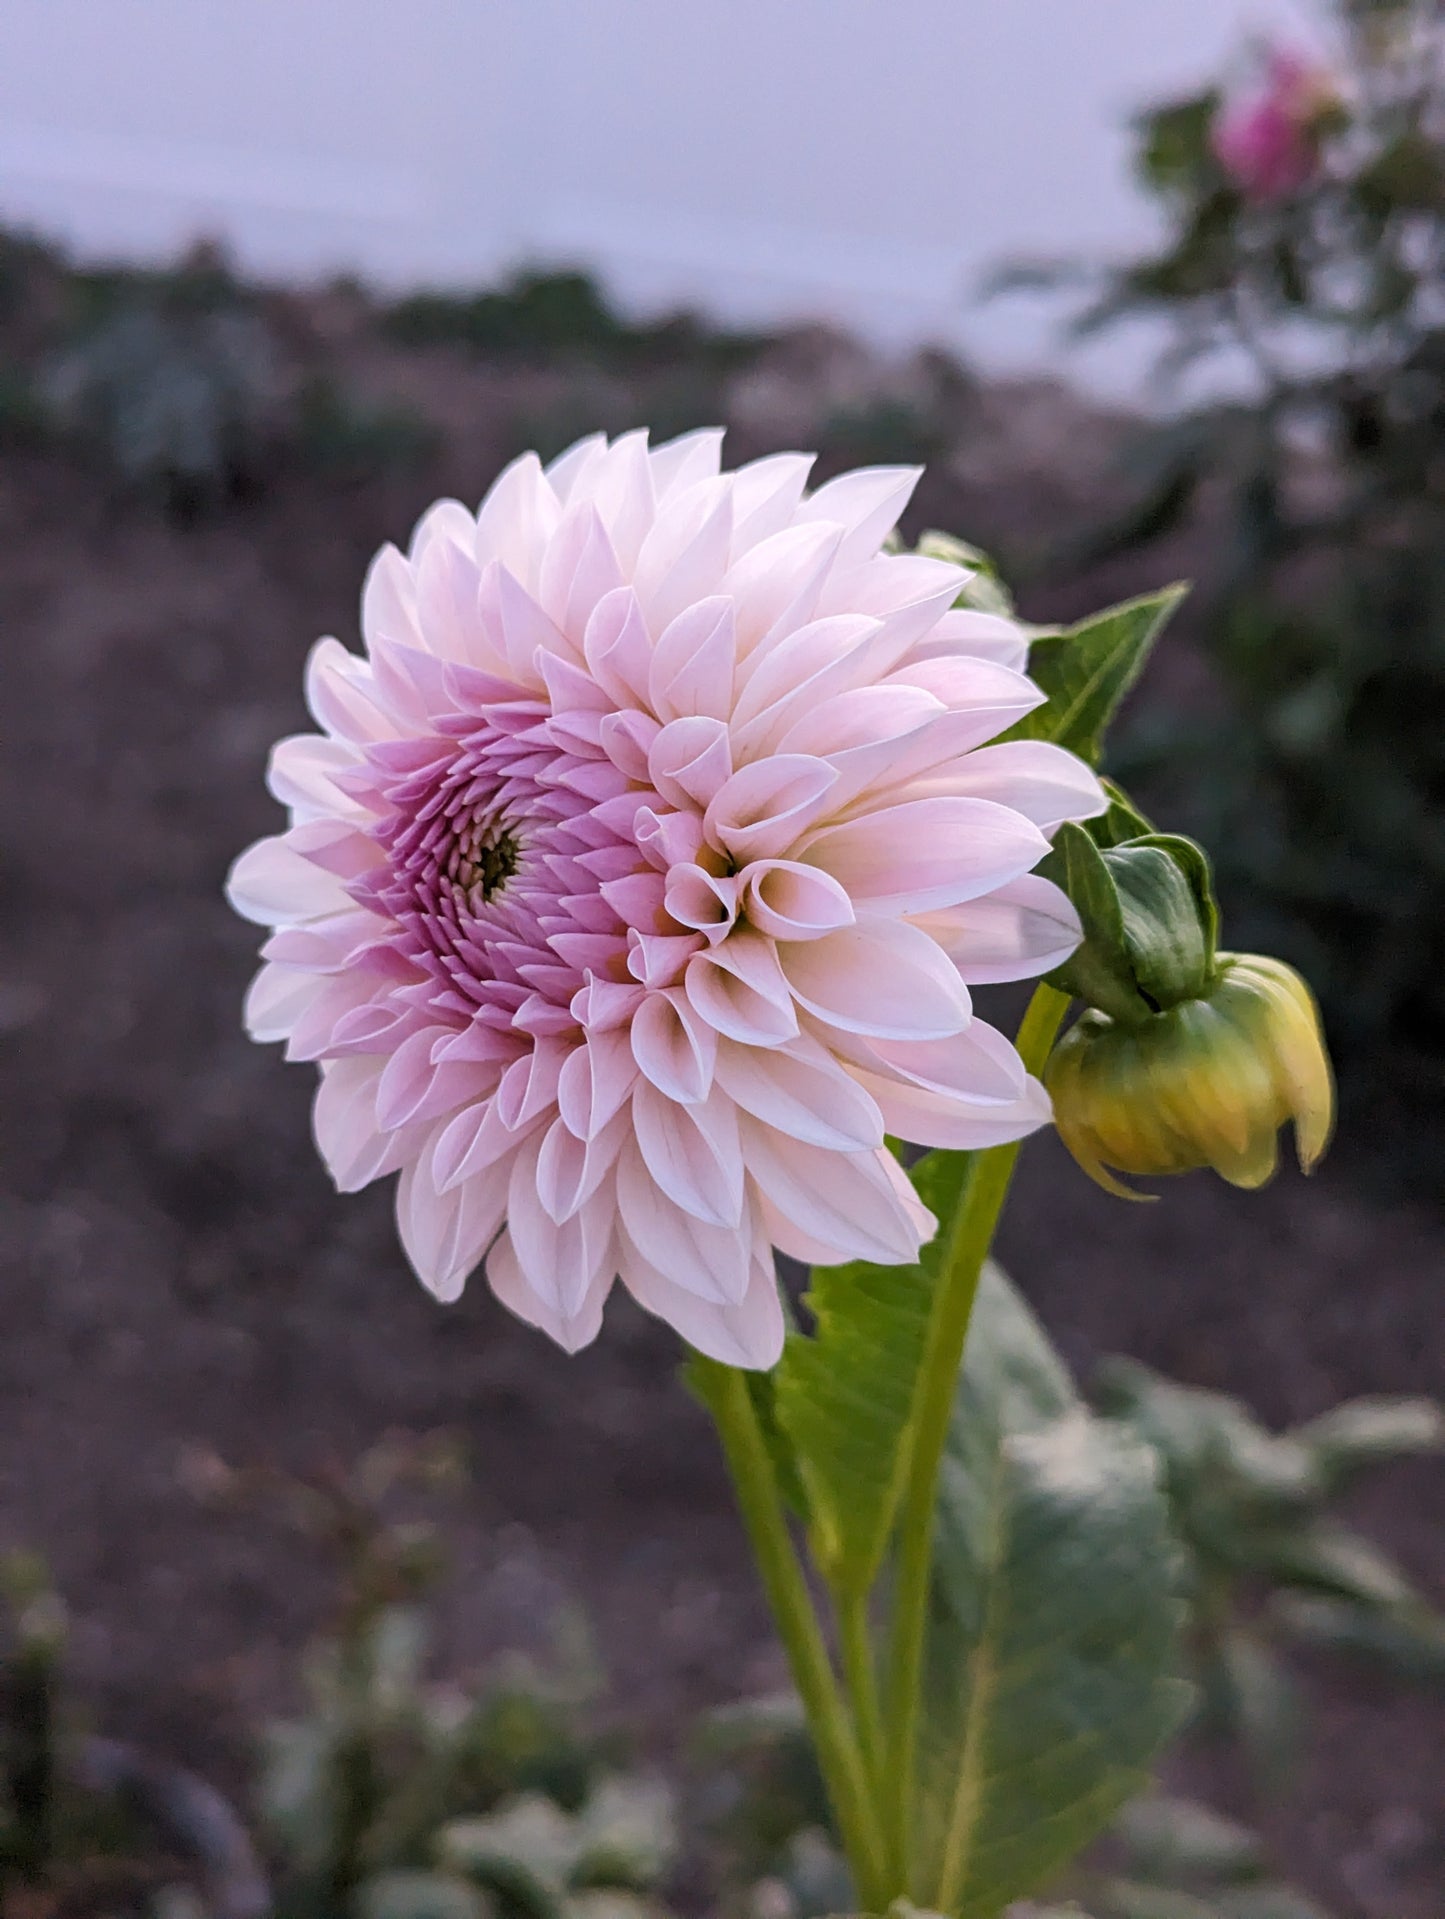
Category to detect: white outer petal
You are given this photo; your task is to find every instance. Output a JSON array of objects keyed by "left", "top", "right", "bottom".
[
  {"left": 226, "top": 835, "right": 353, "bottom": 926},
  {"left": 737, "top": 1121, "right": 929, "bottom": 1266},
  {"left": 619, "top": 1242, "right": 785, "bottom": 1369},
  {"left": 485, "top": 1228, "right": 613, "bottom": 1354}
]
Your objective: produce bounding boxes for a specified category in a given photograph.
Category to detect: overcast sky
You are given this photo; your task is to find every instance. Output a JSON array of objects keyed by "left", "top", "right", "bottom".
[{"left": 0, "top": 0, "right": 1326, "bottom": 391}]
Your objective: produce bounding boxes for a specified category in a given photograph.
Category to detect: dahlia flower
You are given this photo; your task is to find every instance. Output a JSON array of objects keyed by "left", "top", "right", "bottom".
[{"left": 227, "top": 430, "right": 1104, "bottom": 1366}]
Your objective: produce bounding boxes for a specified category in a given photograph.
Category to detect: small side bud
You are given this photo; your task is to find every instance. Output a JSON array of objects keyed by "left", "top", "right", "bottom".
[
  {"left": 1039, "top": 821, "right": 1220, "bottom": 1026},
  {"left": 1046, "top": 953, "right": 1334, "bottom": 1197}
]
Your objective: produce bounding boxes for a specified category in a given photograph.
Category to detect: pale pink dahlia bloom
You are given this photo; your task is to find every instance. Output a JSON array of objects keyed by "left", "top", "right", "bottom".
[{"left": 227, "top": 431, "right": 1103, "bottom": 1367}]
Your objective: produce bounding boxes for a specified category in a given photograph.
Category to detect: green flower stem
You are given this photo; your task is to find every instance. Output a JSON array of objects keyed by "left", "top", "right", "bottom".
[
  {"left": 698, "top": 1360, "right": 890, "bottom": 1910},
  {"left": 885, "top": 982, "right": 1072, "bottom": 1894},
  {"left": 837, "top": 1583, "right": 887, "bottom": 1795}
]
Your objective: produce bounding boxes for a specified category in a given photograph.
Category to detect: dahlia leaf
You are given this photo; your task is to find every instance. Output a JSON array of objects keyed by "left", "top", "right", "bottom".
[
  {"left": 1008, "top": 585, "right": 1187, "bottom": 766},
  {"left": 770, "top": 1150, "right": 969, "bottom": 1596},
  {"left": 1292, "top": 1395, "right": 1445, "bottom": 1491},
  {"left": 916, "top": 1264, "right": 1189, "bottom": 1917}
]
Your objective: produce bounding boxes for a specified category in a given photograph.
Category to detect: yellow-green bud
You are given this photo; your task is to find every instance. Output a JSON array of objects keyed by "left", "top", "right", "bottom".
[{"left": 1045, "top": 954, "right": 1334, "bottom": 1198}]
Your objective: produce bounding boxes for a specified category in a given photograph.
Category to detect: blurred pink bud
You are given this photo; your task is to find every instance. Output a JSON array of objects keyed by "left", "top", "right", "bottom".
[{"left": 1211, "top": 47, "right": 1339, "bottom": 202}]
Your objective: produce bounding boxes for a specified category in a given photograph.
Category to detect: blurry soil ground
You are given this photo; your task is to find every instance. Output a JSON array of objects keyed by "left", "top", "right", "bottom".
[{"left": 0, "top": 323, "right": 1440, "bottom": 1918}]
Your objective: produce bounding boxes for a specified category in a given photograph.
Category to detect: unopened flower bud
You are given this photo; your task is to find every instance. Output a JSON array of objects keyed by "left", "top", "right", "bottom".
[{"left": 1046, "top": 954, "right": 1333, "bottom": 1197}]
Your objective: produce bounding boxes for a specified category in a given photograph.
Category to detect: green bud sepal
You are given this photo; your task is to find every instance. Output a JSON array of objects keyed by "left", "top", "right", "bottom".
[{"left": 1038, "top": 815, "right": 1220, "bottom": 1025}]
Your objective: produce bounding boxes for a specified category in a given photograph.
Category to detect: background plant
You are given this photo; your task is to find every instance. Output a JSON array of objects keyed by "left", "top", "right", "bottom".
[
  {"left": 0, "top": 1550, "right": 270, "bottom": 1919},
  {"left": 996, "top": 0, "right": 1445, "bottom": 1072},
  {"left": 1093, "top": 1365, "right": 1444, "bottom": 1793},
  {"left": 195, "top": 1438, "right": 674, "bottom": 1919}
]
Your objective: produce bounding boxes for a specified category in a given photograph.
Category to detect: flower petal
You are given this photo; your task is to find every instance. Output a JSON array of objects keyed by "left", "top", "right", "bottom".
[
  {"left": 631, "top": 988, "right": 718, "bottom": 1103},
  {"left": 226, "top": 836, "right": 352, "bottom": 926},
  {"left": 712, "top": 1035, "right": 884, "bottom": 1150},
  {"left": 649, "top": 596, "right": 737, "bottom": 722},
  {"left": 928, "top": 739, "right": 1107, "bottom": 832},
  {"left": 615, "top": 1141, "right": 751, "bottom": 1303},
  {"left": 798, "top": 465, "right": 920, "bottom": 566},
  {"left": 685, "top": 934, "right": 799, "bottom": 1046},
  {"left": 738, "top": 1123, "right": 930, "bottom": 1265},
  {"left": 739, "top": 860, "right": 855, "bottom": 941},
  {"left": 632, "top": 1079, "right": 744, "bottom": 1226},
  {"left": 396, "top": 1133, "right": 508, "bottom": 1302},
  {"left": 801, "top": 797, "right": 1048, "bottom": 913},
  {"left": 619, "top": 1243, "right": 785, "bottom": 1369},
  {"left": 506, "top": 1139, "right": 614, "bottom": 1316},
  {"left": 485, "top": 1228, "right": 611, "bottom": 1353},
  {"left": 911, "top": 873, "right": 1081, "bottom": 983},
  {"left": 704, "top": 755, "right": 839, "bottom": 863},
  {"left": 779, "top": 918, "right": 971, "bottom": 1039}
]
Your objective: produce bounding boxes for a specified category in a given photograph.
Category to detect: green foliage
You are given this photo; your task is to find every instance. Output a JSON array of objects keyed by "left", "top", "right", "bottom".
[
  {"left": 1004, "top": 589, "right": 1185, "bottom": 767},
  {"left": 1134, "top": 94, "right": 1224, "bottom": 199},
  {"left": 1077, "top": 1793, "right": 1336, "bottom": 1919},
  {"left": 43, "top": 297, "right": 282, "bottom": 509},
  {"left": 912, "top": 533, "right": 1017, "bottom": 618},
  {"left": 816, "top": 396, "right": 946, "bottom": 467},
  {"left": 356, "top": 1869, "right": 493, "bottom": 1919},
  {"left": 0, "top": 368, "right": 50, "bottom": 449},
  {"left": 385, "top": 271, "right": 627, "bottom": 356},
  {"left": 1094, "top": 1359, "right": 1444, "bottom": 1788},
  {"left": 439, "top": 1776, "right": 675, "bottom": 1919},
  {"left": 1111, "top": 1796, "right": 1263, "bottom": 1887},
  {"left": 701, "top": 1260, "right": 1188, "bottom": 1918},
  {"left": 692, "top": 1693, "right": 831, "bottom": 1890},
  {"left": 293, "top": 376, "right": 438, "bottom": 478},
  {"left": 706, "top": 1177, "right": 1434, "bottom": 1917},
  {"left": 238, "top": 1438, "right": 636, "bottom": 1919},
  {"left": 0, "top": 229, "right": 447, "bottom": 511},
  {"left": 915, "top": 1269, "right": 1189, "bottom": 1915},
  {"left": 1276, "top": 1593, "right": 1445, "bottom": 1679},
  {"left": 746, "top": 1828, "right": 856, "bottom": 1919},
  {"left": 381, "top": 268, "right": 767, "bottom": 375},
  {"left": 770, "top": 1154, "right": 957, "bottom": 1595},
  {"left": 1291, "top": 1396, "right": 1444, "bottom": 1491},
  {"left": 0, "top": 1553, "right": 268, "bottom": 1915},
  {"left": 1002, "top": 2, "right": 1445, "bottom": 1058},
  {"left": 905, "top": 533, "right": 1020, "bottom": 614},
  {"left": 0, "top": 1552, "right": 66, "bottom": 1884}
]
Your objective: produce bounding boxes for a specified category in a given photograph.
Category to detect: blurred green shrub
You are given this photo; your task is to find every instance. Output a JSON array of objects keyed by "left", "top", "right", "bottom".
[
  {"left": 1075, "top": 1791, "right": 1338, "bottom": 1918},
  {"left": 4, "top": 1382, "right": 1437, "bottom": 1919},
  {"left": 0, "top": 233, "right": 439, "bottom": 512},
  {"left": 44, "top": 301, "right": 281, "bottom": 510},
  {"left": 0, "top": 1551, "right": 68, "bottom": 1887},
  {"left": 815, "top": 396, "right": 945, "bottom": 468},
  {"left": 381, "top": 269, "right": 766, "bottom": 376},
  {"left": 215, "top": 1435, "right": 676, "bottom": 1919},
  {"left": 292, "top": 376, "right": 439, "bottom": 479},
  {"left": 40, "top": 245, "right": 284, "bottom": 512},
  {"left": 0, "top": 1551, "right": 270, "bottom": 1919},
  {"left": 1095, "top": 1360, "right": 1444, "bottom": 1793},
  {"left": 383, "top": 270, "right": 628, "bottom": 358},
  {"left": 999, "top": 0, "right": 1445, "bottom": 1060}
]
